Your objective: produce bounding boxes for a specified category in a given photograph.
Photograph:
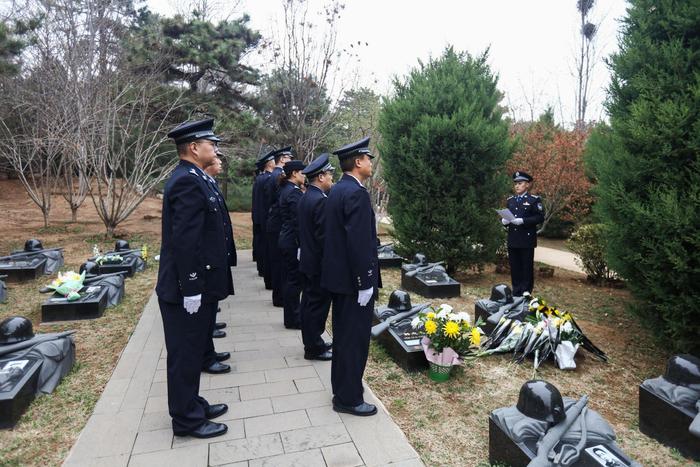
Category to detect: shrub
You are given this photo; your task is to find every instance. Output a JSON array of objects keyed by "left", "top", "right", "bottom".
[{"left": 566, "top": 224, "right": 615, "bottom": 284}]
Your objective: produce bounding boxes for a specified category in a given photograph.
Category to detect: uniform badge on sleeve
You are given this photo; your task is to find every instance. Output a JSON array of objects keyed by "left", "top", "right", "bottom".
[
  {"left": 189, "top": 272, "right": 197, "bottom": 281},
  {"left": 537, "top": 203, "right": 543, "bottom": 211},
  {"left": 368, "top": 269, "right": 373, "bottom": 277}
]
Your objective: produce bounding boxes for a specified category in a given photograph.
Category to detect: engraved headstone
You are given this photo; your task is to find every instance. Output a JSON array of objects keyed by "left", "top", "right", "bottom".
[
  {"left": 0, "top": 357, "right": 42, "bottom": 429},
  {"left": 401, "top": 254, "right": 460, "bottom": 298},
  {"left": 41, "top": 285, "right": 109, "bottom": 322},
  {"left": 0, "top": 257, "right": 47, "bottom": 282},
  {"left": 377, "top": 243, "right": 403, "bottom": 268}
]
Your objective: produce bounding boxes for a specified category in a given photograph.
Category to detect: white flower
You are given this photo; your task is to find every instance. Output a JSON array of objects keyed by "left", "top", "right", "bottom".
[
  {"left": 562, "top": 321, "right": 573, "bottom": 333},
  {"left": 456, "top": 312, "right": 471, "bottom": 324},
  {"left": 411, "top": 316, "right": 421, "bottom": 329},
  {"left": 440, "top": 304, "right": 453, "bottom": 314},
  {"left": 447, "top": 313, "right": 458, "bottom": 321}
]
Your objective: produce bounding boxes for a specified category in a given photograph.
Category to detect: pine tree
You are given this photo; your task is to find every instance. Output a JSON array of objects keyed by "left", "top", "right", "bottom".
[
  {"left": 378, "top": 47, "right": 512, "bottom": 271},
  {"left": 586, "top": 0, "right": 700, "bottom": 352}
]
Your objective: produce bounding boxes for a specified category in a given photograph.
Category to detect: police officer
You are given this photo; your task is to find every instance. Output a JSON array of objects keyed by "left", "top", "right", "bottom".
[
  {"left": 155, "top": 118, "right": 230, "bottom": 438},
  {"left": 322, "top": 137, "right": 381, "bottom": 417},
  {"left": 298, "top": 154, "right": 334, "bottom": 361},
  {"left": 201, "top": 155, "right": 235, "bottom": 373},
  {"left": 253, "top": 151, "right": 276, "bottom": 281},
  {"left": 264, "top": 147, "right": 293, "bottom": 307},
  {"left": 277, "top": 159, "right": 307, "bottom": 329},
  {"left": 502, "top": 171, "right": 544, "bottom": 296}
]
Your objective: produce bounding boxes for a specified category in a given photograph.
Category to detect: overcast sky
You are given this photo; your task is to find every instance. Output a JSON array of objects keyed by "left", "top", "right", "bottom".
[{"left": 147, "top": 0, "right": 629, "bottom": 125}]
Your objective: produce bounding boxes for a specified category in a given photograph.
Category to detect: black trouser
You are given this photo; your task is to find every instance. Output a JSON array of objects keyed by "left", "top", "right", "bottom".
[
  {"left": 280, "top": 247, "right": 302, "bottom": 328},
  {"left": 300, "top": 274, "right": 331, "bottom": 355},
  {"left": 253, "top": 223, "right": 263, "bottom": 276},
  {"left": 259, "top": 225, "right": 272, "bottom": 288},
  {"left": 252, "top": 222, "right": 259, "bottom": 262},
  {"left": 201, "top": 300, "right": 218, "bottom": 369},
  {"left": 508, "top": 247, "right": 535, "bottom": 296},
  {"left": 159, "top": 299, "right": 213, "bottom": 433},
  {"left": 265, "top": 231, "right": 283, "bottom": 306},
  {"left": 330, "top": 292, "right": 374, "bottom": 407}
]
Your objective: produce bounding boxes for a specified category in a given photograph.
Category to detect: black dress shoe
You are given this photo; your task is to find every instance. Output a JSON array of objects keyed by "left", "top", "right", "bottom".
[
  {"left": 174, "top": 421, "right": 228, "bottom": 438},
  {"left": 205, "top": 403, "right": 228, "bottom": 419},
  {"left": 212, "top": 329, "right": 226, "bottom": 338},
  {"left": 217, "top": 307, "right": 221, "bottom": 313},
  {"left": 332, "top": 400, "right": 377, "bottom": 417},
  {"left": 215, "top": 352, "right": 230, "bottom": 362},
  {"left": 285, "top": 324, "right": 301, "bottom": 330},
  {"left": 273, "top": 302, "right": 284, "bottom": 308},
  {"left": 203, "top": 362, "right": 231, "bottom": 374},
  {"left": 304, "top": 350, "right": 332, "bottom": 361},
  {"left": 215, "top": 322, "right": 227, "bottom": 330}
]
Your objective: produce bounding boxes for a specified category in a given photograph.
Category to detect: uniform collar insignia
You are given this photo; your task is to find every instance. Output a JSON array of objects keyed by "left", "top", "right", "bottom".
[{"left": 188, "top": 168, "right": 199, "bottom": 177}]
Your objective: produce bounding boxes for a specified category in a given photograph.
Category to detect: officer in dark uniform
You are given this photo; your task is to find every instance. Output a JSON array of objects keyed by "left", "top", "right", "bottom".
[
  {"left": 277, "top": 159, "right": 307, "bottom": 329},
  {"left": 298, "top": 154, "right": 334, "bottom": 361},
  {"left": 502, "top": 171, "right": 545, "bottom": 296},
  {"left": 155, "top": 118, "right": 231, "bottom": 438},
  {"left": 263, "top": 147, "right": 293, "bottom": 307},
  {"left": 322, "top": 137, "right": 381, "bottom": 417},
  {"left": 253, "top": 151, "right": 276, "bottom": 280},
  {"left": 201, "top": 155, "right": 236, "bottom": 373}
]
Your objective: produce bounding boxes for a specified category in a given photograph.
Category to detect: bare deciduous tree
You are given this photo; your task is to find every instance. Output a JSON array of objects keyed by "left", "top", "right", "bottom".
[{"left": 574, "top": 0, "right": 598, "bottom": 128}]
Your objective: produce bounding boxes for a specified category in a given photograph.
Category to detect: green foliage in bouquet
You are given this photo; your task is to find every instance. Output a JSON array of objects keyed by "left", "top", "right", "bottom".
[
  {"left": 566, "top": 224, "right": 616, "bottom": 284},
  {"left": 47, "top": 271, "right": 86, "bottom": 301},
  {"left": 411, "top": 304, "right": 483, "bottom": 354},
  {"left": 585, "top": 0, "right": 700, "bottom": 352},
  {"left": 378, "top": 47, "right": 512, "bottom": 272}
]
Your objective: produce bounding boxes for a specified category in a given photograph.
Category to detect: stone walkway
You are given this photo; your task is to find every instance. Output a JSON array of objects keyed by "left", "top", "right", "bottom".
[
  {"left": 535, "top": 246, "right": 583, "bottom": 274},
  {"left": 63, "top": 250, "right": 422, "bottom": 467}
]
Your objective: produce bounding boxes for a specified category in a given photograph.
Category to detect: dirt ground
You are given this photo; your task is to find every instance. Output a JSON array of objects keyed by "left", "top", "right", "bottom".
[{"left": 0, "top": 180, "right": 252, "bottom": 466}]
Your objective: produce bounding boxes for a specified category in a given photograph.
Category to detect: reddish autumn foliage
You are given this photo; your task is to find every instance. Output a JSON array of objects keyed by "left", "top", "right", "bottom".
[{"left": 508, "top": 123, "right": 592, "bottom": 233}]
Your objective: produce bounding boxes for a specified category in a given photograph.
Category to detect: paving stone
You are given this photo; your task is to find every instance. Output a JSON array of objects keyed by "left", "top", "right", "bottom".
[
  {"left": 280, "top": 423, "right": 351, "bottom": 453},
  {"left": 239, "top": 380, "right": 297, "bottom": 401},
  {"left": 68, "top": 409, "right": 141, "bottom": 460},
  {"left": 64, "top": 453, "right": 129, "bottom": 467},
  {"left": 128, "top": 444, "right": 208, "bottom": 467},
  {"left": 341, "top": 414, "right": 420, "bottom": 466},
  {"left": 271, "top": 390, "right": 330, "bottom": 413},
  {"left": 110, "top": 351, "right": 140, "bottom": 380},
  {"left": 265, "top": 366, "right": 317, "bottom": 383},
  {"left": 243, "top": 410, "right": 310, "bottom": 437},
  {"left": 149, "top": 381, "right": 167, "bottom": 397},
  {"left": 172, "top": 419, "right": 244, "bottom": 448},
  {"left": 152, "top": 369, "right": 167, "bottom": 383},
  {"left": 101, "top": 378, "right": 131, "bottom": 398},
  {"left": 233, "top": 339, "right": 278, "bottom": 352},
  {"left": 209, "top": 433, "right": 284, "bottom": 465},
  {"left": 375, "top": 458, "right": 424, "bottom": 467},
  {"left": 120, "top": 377, "right": 152, "bottom": 411},
  {"left": 248, "top": 449, "right": 326, "bottom": 467},
  {"left": 144, "top": 395, "right": 169, "bottom": 414},
  {"left": 277, "top": 336, "right": 301, "bottom": 347},
  {"left": 156, "top": 358, "right": 167, "bottom": 370},
  {"left": 200, "top": 386, "right": 240, "bottom": 404},
  {"left": 217, "top": 398, "right": 274, "bottom": 422},
  {"left": 321, "top": 442, "right": 364, "bottom": 467},
  {"left": 294, "top": 377, "right": 325, "bottom": 393},
  {"left": 199, "top": 373, "right": 212, "bottom": 391},
  {"left": 131, "top": 429, "right": 173, "bottom": 455},
  {"left": 209, "top": 371, "right": 266, "bottom": 390},
  {"left": 234, "top": 357, "right": 289, "bottom": 373},
  {"left": 93, "top": 395, "right": 125, "bottom": 415},
  {"left": 306, "top": 406, "right": 342, "bottom": 427},
  {"left": 138, "top": 410, "right": 171, "bottom": 432}
]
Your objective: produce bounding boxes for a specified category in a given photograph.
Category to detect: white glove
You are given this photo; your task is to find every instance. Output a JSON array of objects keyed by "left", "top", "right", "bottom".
[
  {"left": 357, "top": 287, "right": 374, "bottom": 307},
  {"left": 501, "top": 218, "right": 510, "bottom": 226},
  {"left": 512, "top": 218, "right": 524, "bottom": 225},
  {"left": 183, "top": 294, "right": 202, "bottom": 314},
  {"left": 297, "top": 248, "right": 301, "bottom": 261}
]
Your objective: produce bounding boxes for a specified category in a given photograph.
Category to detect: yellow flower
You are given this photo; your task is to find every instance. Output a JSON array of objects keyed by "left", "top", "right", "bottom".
[
  {"left": 426, "top": 312, "right": 436, "bottom": 319},
  {"left": 469, "top": 328, "right": 481, "bottom": 346},
  {"left": 444, "top": 321, "right": 460, "bottom": 338},
  {"left": 552, "top": 317, "right": 561, "bottom": 327},
  {"left": 424, "top": 319, "right": 437, "bottom": 335}
]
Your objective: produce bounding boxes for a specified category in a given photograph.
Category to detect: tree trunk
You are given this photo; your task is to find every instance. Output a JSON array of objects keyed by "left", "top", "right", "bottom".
[{"left": 71, "top": 206, "right": 78, "bottom": 223}]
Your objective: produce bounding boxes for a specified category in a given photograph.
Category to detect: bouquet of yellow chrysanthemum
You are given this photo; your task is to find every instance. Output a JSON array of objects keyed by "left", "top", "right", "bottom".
[
  {"left": 411, "top": 304, "right": 484, "bottom": 366},
  {"left": 47, "top": 270, "right": 86, "bottom": 301}
]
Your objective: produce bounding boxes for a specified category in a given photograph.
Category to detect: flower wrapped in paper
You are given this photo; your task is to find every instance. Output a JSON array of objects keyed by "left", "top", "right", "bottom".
[{"left": 47, "top": 270, "right": 85, "bottom": 301}]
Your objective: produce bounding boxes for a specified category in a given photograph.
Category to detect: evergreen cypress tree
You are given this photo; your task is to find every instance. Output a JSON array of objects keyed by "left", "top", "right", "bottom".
[
  {"left": 378, "top": 47, "right": 512, "bottom": 271},
  {"left": 586, "top": 0, "right": 700, "bottom": 352}
]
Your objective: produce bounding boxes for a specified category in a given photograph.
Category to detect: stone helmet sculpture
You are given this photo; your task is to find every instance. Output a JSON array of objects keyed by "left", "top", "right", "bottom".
[
  {"left": 664, "top": 354, "right": 700, "bottom": 391},
  {"left": 387, "top": 290, "right": 412, "bottom": 312},
  {"left": 114, "top": 240, "right": 130, "bottom": 252},
  {"left": 80, "top": 261, "right": 99, "bottom": 276},
  {"left": 490, "top": 284, "right": 513, "bottom": 303},
  {"left": 24, "top": 238, "right": 43, "bottom": 252},
  {"left": 412, "top": 253, "right": 428, "bottom": 266},
  {"left": 516, "top": 380, "right": 566, "bottom": 425},
  {"left": 0, "top": 316, "right": 35, "bottom": 345}
]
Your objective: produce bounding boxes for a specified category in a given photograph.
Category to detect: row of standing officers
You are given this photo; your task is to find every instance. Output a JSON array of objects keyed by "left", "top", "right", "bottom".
[
  {"left": 252, "top": 136, "right": 382, "bottom": 416},
  {"left": 156, "top": 118, "right": 383, "bottom": 442}
]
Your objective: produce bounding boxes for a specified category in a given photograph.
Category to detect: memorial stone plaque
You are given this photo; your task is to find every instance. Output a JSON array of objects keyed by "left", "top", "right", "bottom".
[
  {"left": 41, "top": 285, "right": 109, "bottom": 322},
  {"left": 0, "top": 357, "right": 42, "bottom": 429},
  {"left": 0, "top": 257, "right": 47, "bottom": 283},
  {"left": 377, "top": 244, "right": 403, "bottom": 268}
]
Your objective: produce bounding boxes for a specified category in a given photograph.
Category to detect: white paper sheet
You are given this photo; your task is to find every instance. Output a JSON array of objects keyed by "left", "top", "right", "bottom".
[{"left": 496, "top": 209, "right": 516, "bottom": 222}]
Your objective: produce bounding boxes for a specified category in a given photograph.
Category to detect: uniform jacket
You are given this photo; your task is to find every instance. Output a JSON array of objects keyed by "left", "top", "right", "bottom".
[
  {"left": 298, "top": 185, "right": 327, "bottom": 277},
  {"left": 207, "top": 174, "right": 237, "bottom": 269},
  {"left": 156, "top": 160, "right": 233, "bottom": 304},
  {"left": 506, "top": 193, "right": 545, "bottom": 249},
  {"left": 321, "top": 174, "right": 381, "bottom": 294},
  {"left": 252, "top": 171, "right": 271, "bottom": 227},
  {"left": 278, "top": 181, "right": 303, "bottom": 250},
  {"left": 264, "top": 167, "right": 284, "bottom": 233}
]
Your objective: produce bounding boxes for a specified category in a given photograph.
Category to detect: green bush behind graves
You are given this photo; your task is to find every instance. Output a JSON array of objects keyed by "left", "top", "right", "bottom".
[
  {"left": 378, "top": 47, "right": 512, "bottom": 272},
  {"left": 566, "top": 224, "right": 615, "bottom": 284},
  {"left": 585, "top": 0, "right": 700, "bottom": 353}
]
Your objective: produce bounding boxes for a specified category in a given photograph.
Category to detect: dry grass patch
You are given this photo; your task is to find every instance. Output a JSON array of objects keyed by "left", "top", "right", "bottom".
[{"left": 364, "top": 266, "right": 696, "bottom": 467}]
